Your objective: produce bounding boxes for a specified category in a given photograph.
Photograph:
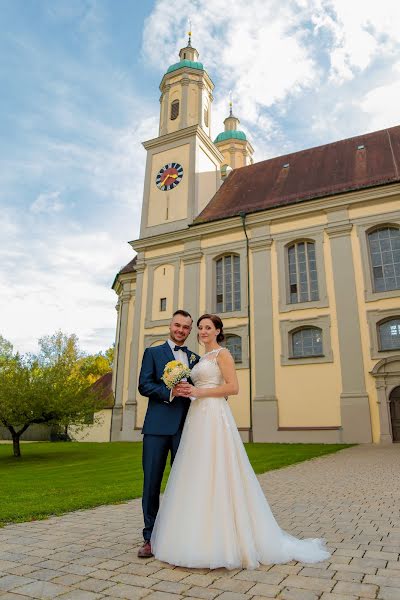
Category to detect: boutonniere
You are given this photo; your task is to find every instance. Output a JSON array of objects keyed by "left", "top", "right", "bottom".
[{"left": 189, "top": 353, "right": 196, "bottom": 364}]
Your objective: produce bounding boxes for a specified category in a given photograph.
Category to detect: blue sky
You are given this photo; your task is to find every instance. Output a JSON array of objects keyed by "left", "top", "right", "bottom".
[{"left": 1, "top": 0, "right": 399, "bottom": 355}]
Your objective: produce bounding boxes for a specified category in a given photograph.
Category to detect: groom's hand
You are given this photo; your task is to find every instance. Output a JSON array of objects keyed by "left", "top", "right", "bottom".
[{"left": 174, "top": 382, "right": 192, "bottom": 397}]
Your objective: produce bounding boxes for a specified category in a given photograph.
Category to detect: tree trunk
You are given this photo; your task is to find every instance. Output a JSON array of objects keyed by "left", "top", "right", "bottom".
[
  {"left": 8, "top": 424, "right": 30, "bottom": 458},
  {"left": 12, "top": 434, "right": 21, "bottom": 457}
]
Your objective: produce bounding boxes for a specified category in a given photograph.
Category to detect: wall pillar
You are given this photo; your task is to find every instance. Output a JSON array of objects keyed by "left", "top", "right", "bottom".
[
  {"left": 180, "top": 77, "right": 189, "bottom": 129},
  {"left": 160, "top": 84, "right": 170, "bottom": 136},
  {"left": 121, "top": 257, "right": 146, "bottom": 441},
  {"left": 249, "top": 230, "right": 278, "bottom": 441},
  {"left": 182, "top": 240, "right": 202, "bottom": 352},
  {"left": 326, "top": 212, "right": 372, "bottom": 443},
  {"left": 197, "top": 82, "right": 204, "bottom": 129},
  {"left": 111, "top": 284, "right": 132, "bottom": 440}
]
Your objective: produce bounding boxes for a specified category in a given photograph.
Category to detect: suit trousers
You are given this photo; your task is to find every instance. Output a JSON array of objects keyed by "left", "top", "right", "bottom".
[{"left": 142, "top": 429, "right": 183, "bottom": 541}]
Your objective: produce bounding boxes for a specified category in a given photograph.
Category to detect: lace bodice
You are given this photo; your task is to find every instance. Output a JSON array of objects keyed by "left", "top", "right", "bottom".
[{"left": 190, "top": 348, "right": 226, "bottom": 388}]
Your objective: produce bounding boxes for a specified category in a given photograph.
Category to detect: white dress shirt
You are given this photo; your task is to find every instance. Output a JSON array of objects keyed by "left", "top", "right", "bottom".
[{"left": 167, "top": 338, "right": 189, "bottom": 368}]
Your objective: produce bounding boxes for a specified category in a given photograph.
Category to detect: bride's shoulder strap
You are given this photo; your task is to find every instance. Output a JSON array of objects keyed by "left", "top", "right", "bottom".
[{"left": 215, "top": 347, "right": 229, "bottom": 359}]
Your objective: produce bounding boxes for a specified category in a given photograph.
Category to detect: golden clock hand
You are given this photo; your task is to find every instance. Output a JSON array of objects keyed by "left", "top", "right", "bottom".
[{"left": 161, "top": 173, "right": 178, "bottom": 186}]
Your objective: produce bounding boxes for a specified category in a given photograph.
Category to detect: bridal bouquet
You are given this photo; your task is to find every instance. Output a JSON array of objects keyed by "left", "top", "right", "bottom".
[{"left": 162, "top": 360, "right": 191, "bottom": 390}]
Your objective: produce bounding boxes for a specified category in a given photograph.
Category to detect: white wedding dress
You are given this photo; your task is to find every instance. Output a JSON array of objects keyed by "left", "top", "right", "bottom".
[{"left": 151, "top": 349, "right": 330, "bottom": 570}]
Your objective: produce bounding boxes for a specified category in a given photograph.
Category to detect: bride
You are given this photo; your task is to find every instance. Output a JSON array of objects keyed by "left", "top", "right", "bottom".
[{"left": 150, "top": 313, "right": 330, "bottom": 570}]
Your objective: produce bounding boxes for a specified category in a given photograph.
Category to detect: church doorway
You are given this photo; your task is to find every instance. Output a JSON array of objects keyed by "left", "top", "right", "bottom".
[{"left": 389, "top": 386, "right": 400, "bottom": 442}]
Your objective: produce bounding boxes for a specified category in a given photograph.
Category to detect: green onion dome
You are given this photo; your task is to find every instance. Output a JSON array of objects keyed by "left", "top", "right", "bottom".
[
  {"left": 166, "top": 59, "right": 204, "bottom": 74},
  {"left": 214, "top": 130, "right": 247, "bottom": 143}
]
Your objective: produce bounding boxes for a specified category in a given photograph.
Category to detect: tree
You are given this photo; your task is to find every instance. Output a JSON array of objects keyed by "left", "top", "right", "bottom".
[
  {"left": 77, "top": 346, "right": 114, "bottom": 385},
  {"left": 0, "top": 333, "right": 108, "bottom": 457}
]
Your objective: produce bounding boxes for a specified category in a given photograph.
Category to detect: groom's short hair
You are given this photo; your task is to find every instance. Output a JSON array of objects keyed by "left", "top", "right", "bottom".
[{"left": 172, "top": 309, "right": 192, "bottom": 321}]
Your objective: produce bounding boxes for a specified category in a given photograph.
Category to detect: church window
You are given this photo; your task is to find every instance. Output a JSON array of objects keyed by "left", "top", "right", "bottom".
[
  {"left": 224, "top": 334, "right": 242, "bottom": 363},
  {"left": 216, "top": 254, "right": 241, "bottom": 313},
  {"left": 291, "top": 327, "right": 323, "bottom": 358},
  {"left": 368, "top": 227, "right": 400, "bottom": 292},
  {"left": 170, "top": 99, "right": 179, "bottom": 120},
  {"left": 287, "top": 241, "right": 319, "bottom": 304},
  {"left": 160, "top": 298, "right": 167, "bottom": 312},
  {"left": 378, "top": 318, "right": 400, "bottom": 350}
]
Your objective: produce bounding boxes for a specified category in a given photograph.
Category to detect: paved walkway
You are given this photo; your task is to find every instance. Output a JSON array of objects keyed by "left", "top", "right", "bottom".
[{"left": 0, "top": 445, "right": 399, "bottom": 600}]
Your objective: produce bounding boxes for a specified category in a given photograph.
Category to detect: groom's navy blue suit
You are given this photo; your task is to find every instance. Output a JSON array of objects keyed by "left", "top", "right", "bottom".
[{"left": 138, "top": 341, "right": 200, "bottom": 541}]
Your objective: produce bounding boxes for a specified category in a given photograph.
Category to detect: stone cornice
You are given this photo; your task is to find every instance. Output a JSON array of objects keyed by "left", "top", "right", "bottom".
[
  {"left": 159, "top": 68, "right": 214, "bottom": 93},
  {"left": 142, "top": 124, "right": 224, "bottom": 164},
  {"left": 326, "top": 222, "right": 353, "bottom": 238},
  {"left": 182, "top": 250, "right": 203, "bottom": 264},
  {"left": 130, "top": 182, "right": 400, "bottom": 253},
  {"left": 248, "top": 236, "right": 273, "bottom": 251}
]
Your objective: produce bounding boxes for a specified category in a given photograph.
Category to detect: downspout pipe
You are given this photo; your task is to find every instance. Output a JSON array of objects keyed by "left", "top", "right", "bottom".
[{"left": 239, "top": 211, "right": 253, "bottom": 443}]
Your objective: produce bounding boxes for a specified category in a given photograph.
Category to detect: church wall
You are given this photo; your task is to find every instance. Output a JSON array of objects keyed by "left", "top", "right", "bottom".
[
  {"left": 147, "top": 144, "right": 190, "bottom": 227},
  {"left": 167, "top": 85, "right": 182, "bottom": 134},
  {"left": 188, "top": 84, "right": 198, "bottom": 127},
  {"left": 196, "top": 142, "right": 220, "bottom": 214},
  {"left": 151, "top": 264, "right": 175, "bottom": 321},
  {"left": 70, "top": 409, "right": 112, "bottom": 442},
  {"left": 349, "top": 198, "right": 400, "bottom": 442},
  {"left": 269, "top": 225, "right": 343, "bottom": 432}
]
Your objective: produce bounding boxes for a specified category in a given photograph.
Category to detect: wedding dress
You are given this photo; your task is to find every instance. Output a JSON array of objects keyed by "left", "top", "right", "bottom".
[{"left": 151, "top": 348, "right": 330, "bottom": 569}]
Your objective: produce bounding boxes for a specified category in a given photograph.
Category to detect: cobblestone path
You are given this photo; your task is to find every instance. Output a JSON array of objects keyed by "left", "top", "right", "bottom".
[{"left": 0, "top": 445, "right": 399, "bottom": 600}]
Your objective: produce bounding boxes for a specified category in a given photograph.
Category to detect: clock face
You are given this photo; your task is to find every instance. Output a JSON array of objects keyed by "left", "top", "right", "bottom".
[{"left": 156, "top": 162, "right": 184, "bottom": 191}]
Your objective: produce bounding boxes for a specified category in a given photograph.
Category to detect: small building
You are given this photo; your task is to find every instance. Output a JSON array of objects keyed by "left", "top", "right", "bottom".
[{"left": 110, "top": 39, "right": 400, "bottom": 445}]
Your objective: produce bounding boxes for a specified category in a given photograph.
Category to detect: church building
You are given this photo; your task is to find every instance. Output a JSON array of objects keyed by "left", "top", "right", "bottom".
[{"left": 105, "top": 37, "right": 400, "bottom": 445}]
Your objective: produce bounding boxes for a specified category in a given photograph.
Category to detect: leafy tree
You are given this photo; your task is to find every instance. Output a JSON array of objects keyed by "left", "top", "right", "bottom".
[
  {"left": 0, "top": 333, "right": 108, "bottom": 458},
  {"left": 77, "top": 346, "right": 114, "bottom": 385},
  {"left": 0, "top": 334, "right": 13, "bottom": 361}
]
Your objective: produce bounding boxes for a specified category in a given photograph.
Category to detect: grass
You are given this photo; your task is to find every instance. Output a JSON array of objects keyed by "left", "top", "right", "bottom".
[{"left": 0, "top": 442, "right": 351, "bottom": 526}]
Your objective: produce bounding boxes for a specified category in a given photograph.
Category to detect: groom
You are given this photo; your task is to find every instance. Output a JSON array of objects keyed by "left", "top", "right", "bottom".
[{"left": 137, "top": 309, "right": 200, "bottom": 558}]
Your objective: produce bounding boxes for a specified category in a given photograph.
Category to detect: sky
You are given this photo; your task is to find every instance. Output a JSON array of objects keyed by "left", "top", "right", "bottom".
[{"left": 1, "top": 0, "right": 399, "bottom": 355}]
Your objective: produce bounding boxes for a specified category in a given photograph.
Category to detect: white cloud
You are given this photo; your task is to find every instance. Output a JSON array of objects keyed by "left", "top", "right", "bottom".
[
  {"left": 143, "top": 0, "right": 400, "bottom": 157},
  {"left": 0, "top": 225, "right": 128, "bottom": 354},
  {"left": 30, "top": 191, "right": 64, "bottom": 214},
  {"left": 360, "top": 77, "right": 400, "bottom": 132},
  {"left": 143, "top": 0, "right": 318, "bottom": 132}
]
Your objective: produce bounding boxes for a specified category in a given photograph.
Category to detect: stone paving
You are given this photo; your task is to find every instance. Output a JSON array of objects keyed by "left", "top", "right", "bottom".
[{"left": 0, "top": 444, "right": 399, "bottom": 600}]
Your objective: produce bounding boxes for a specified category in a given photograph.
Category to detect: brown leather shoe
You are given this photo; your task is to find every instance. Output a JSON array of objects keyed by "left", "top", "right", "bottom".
[{"left": 137, "top": 540, "right": 153, "bottom": 558}]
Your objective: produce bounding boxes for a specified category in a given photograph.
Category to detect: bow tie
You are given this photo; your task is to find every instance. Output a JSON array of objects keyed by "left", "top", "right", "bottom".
[{"left": 174, "top": 345, "right": 187, "bottom": 352}]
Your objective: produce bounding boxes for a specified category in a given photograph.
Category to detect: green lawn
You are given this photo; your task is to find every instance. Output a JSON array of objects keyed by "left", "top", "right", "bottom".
[{"left": 0, "top": 442, "right": 350, "bottom": 526}]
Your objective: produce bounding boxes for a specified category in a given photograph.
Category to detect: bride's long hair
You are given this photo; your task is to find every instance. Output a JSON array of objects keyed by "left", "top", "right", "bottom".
[{"left": 196, "top": 313, "right": 225, "bottom": 343}]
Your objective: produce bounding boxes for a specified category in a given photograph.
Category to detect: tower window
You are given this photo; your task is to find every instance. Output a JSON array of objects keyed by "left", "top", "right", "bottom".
[
  {"left": 160, "top": 298, "right": 167, "bottom": 312},
  {"left": 170, "top": 100, "right": 179, "bottom": 120}
]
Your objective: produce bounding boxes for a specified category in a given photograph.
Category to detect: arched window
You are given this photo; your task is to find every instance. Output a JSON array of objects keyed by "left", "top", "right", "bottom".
[
  {"left": 170, "top": 99, "right": 179, "bottom": 120},
  {"left": 225, "top": 334, "right": 242, "bottom": 363},
  {"left": 368, "top": 227, "right": 400, "bottom": 292},
  {"left": 216, "top": 254, "right": 240, "bottom": 312},
  {"left": 287, "top": 241, "right": 319, "bottom": 304},
  {"left": 291, "top": 327, "right": 323, "bottom": 358},
  {"left": 378, "top": 318, "right": 400, "bottom": 350}
]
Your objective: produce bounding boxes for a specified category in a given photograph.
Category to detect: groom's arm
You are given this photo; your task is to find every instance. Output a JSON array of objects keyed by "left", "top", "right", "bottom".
[{"left": 138, "top": 349, "right": 170, "bottom": 404}]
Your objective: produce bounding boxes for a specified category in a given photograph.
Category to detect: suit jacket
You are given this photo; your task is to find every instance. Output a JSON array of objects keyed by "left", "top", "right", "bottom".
[{"left": 138, "top": 341, "right": 200, "bottom": 435}]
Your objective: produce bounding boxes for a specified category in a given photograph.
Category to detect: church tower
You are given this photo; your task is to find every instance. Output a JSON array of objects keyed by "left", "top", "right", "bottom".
[
  {"left": 139, "top": 34, "right": 223, "bottom": 238},
  {"left": 214, "top": 102, "right": 254, "bottom": 178}
]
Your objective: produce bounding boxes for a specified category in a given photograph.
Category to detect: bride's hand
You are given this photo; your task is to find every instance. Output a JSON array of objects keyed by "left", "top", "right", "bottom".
[
  {"left": 174, "top": 382, "right": 193, "bottom": 397},
  {"left": 177, "top": 383, "right": 196, "bottom": 398}
]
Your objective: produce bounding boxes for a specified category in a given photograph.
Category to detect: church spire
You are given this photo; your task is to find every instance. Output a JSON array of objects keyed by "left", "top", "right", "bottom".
[{"left": 214, "top": 96, "right": 254, "bottom": 172}]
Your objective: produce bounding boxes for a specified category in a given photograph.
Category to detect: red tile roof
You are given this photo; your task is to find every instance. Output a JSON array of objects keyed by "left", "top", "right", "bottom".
[
  {"left": 90, "top": 372, "right": 114, "bottom": 408},
  {"left": 119, "top": 256, "right": 137, "bottom": 274},
  {"left": 194, "top": 125, "right": 400, "bottom": 224}
]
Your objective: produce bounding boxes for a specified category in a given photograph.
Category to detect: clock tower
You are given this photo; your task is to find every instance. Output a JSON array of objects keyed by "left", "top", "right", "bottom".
[{"left": 139, "top": 36, "right": 223, "bottom": 238}]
